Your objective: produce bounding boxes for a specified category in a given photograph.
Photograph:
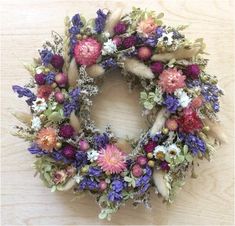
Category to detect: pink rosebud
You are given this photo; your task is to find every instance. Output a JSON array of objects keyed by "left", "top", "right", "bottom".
[
  {"left": 55, "top": 73, "right": 68, "bottom": 88},
  {"left": 144, "top": 140, "right": 157, "bottom": 153},
  {"left": 165, "top": 118, "right": 178, "bottom": 131},
  {"left": 54, "top": 91, "right": 64, "bottom": 104},
  {"left": 79, "top": 140, "right": 90, "bottom": 151},
  {"left": 136, "top": 156, "right": 148, "bottom": 167},
  {"left": 138, "top": 46, "right": 152, "bottom": 61},
  {"left": 132, "top": 164, "right": 143, "bottom": 177},
  {"left": 99, "top": 181, "right": 108, "bottom": 191}
]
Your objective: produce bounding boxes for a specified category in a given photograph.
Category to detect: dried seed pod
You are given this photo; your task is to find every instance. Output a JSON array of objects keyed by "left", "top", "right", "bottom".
[
  {"left": 13, "top": 112, "right": 32, "bottom": 126},
  {"left": 152, "top": 169, "right": 169, "bottom": 199},
  {"left": 86, "top": 64, "right": 105, "bottom": 78},
  {"left": 150, "top": 108, "right": 170, "bottom": 136},
  {"left": 116, "top": 139, "right": 132, "bottom": 154},
  {"left": 151, "top": 47, "right": 200, "bottom": 62},
  {"left": 69, "top": 111, "right": 81, "bottom": 133},
  {"left": 104, "top": 8, "right": 123, "bottom": 36},
  {"left": 68, "top": 58, "right": 79, "bottom": 87},
  {"left": 124, "top": 58, "right": 154, "bottom": 79}
]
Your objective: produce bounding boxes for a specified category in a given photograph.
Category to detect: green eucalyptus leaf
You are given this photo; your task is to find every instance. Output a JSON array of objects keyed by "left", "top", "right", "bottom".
[{"left": 48, "top": 111, "right": 63, "bottom": 122}]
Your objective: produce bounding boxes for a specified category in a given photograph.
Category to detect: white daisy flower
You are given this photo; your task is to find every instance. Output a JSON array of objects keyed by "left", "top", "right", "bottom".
[
  {"left": 167, "top": 144, "right": 181, "bottom": 158},
  {"left": 87, "top": 149, "right": 99, "bottom": 162},
  {"left": 174, "top": 89, "right": 191, "bottom": 108},
  {"left": 102, "top": 39, "right": 117, "bottom": 55},
  {"left": 158, "top": 32, "right": 174, "bottom": 46},
  {"left": 32, "top": 98, "right": 47, "bottom": 113},
  {"left": 153, "top": 145, "right": 167, "bottom": 159},
  {"left": 31, "top": 116, "right": 41, "bottom": 131}
]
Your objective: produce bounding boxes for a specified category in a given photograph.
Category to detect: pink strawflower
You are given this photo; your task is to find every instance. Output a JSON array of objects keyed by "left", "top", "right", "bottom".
[
  {"left": 74, "top": 38, "right": 101, "bottom": 66},
  {"left": 97, "top": 145, "right": 126, "bottom": 174},
  {"left": 137, "top": 17, "right": 157, "bottom": 37},
  {"left": 158, "top": 68, "right": 186, "bottom": 94}
]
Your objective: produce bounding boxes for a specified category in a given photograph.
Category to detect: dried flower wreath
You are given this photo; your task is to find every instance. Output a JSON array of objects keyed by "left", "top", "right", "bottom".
[{"left": 12, "top": 8, "right": 225, "bottom": 220}]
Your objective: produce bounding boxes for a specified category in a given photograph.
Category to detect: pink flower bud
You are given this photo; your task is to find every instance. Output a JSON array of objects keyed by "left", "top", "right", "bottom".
[
  {"left": 138, "top": 47, "right": 152, "bottom": 61},
  {"left": 54, "top": 91, "right": 64, "bottom": 104},
  {"left": 99, "top": 181, "right": 107, "bottom": 191},
  {"left": 132, "top": 164, "right": 143, "bottom": 177},
  {"left": 165, "top": 118, "right": 178, "bottom": 131},
  {"left": 136, "top": 156, "right": 148, "bottom": 166},
  {"left": 55, "top": 73, "right": 68, "bottom": 88},
  {"left": 79, "top": 140, "right": 90, "bottom": 151}
]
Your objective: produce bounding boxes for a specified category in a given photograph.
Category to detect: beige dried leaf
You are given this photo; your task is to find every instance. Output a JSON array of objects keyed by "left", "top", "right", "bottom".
[
  {"left": 150, "top": 108, "right": 169, "bottom": 136},
  {"left": 68, "top": 58, "right": 79, "bottom": 87},
  {"left": 69, "top": 111, "right": 81, "bottom": 133},
  {"left": 13, "top": 112, "right": 32, "bottom": 126},
  {"left": 124, "top": 58, "right": 154, "bottom": 79},
  {"left": 86, "top": 64, "right": 105, "bottom": 78},
  {"left": 104, "top": 8, "right": 123, "bottom": 36}
]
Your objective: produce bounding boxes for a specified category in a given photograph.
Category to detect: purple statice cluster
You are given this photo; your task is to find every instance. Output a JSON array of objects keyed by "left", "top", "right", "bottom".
[
  {"left": 163, "top": 95, "right": 180, "bottom": 113},
  {"left": 88, "top": 166, "right": 102, "bottom": 177},
  {"left": 101, "top": 58, "right": 117, "bottom": 69},
  {"left": 63, "top": 87, "right": 81, "bottom": 117},
  {"left": 69, "top": 13, "right": 84, "bottom": 54},
  {"left": 180, "top": 133, "right": 206, "bottom": 155},
  {"left": 79, "top": 177, "right": 99, "bottom": 191},
  {"left": 108, "top": 178, "right": 126, "bottom": 202},
  {"left": 45, "top": 72, "right": 56, "bottom": 84},
  {"left": 28, "top": 143, "right": 45, "bottom": 155},
  {"left": 39, "top": 49, "right": 53, "bottom": 66},
  {"left": 135, "top": 166, "right": 152, "bottom": 194},
  {"left": 75, "top": 151, "right": 88, "bottom": 169},
  {"left": 93, "top": 133, "right": 109, "bottom": 149},
  {"left": 201, "top": 83, "right": 222, "bottom": 112},
  {"left": 94, "top": 9, "right": 107, "bottom": 33},
  {"left": 12, "top": 85, "right": 36, "bottom": 105}
]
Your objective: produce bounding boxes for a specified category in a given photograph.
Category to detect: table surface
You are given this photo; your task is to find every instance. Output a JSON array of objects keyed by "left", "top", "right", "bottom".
[{"left": 1, "top": 0, "right": 234, "bottom": 225}]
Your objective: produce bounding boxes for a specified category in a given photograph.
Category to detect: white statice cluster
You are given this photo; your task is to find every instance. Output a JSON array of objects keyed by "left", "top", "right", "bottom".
[
  {"left": 87, "top": 149, "right": 99, "bottom": 162},
  {"left": 32, "top": 98, "right": 47, "bottom": 113},
  {"left": 31, "top": 116, "right": 41, "bottom": 131},
  {"left": 102, "top": 39, "right": 117, "bottom": 55},
  {"left": 74, "top": 173, "right": 83, "bottom": 184},
  {"left": 174, "top": 88, "right": 191, "bottom": 108}
]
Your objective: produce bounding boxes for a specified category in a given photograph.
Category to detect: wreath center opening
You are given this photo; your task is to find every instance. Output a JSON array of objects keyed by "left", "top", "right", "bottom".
[{"left": 90, "top": 69, "right": 147, "bottom": 140}]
